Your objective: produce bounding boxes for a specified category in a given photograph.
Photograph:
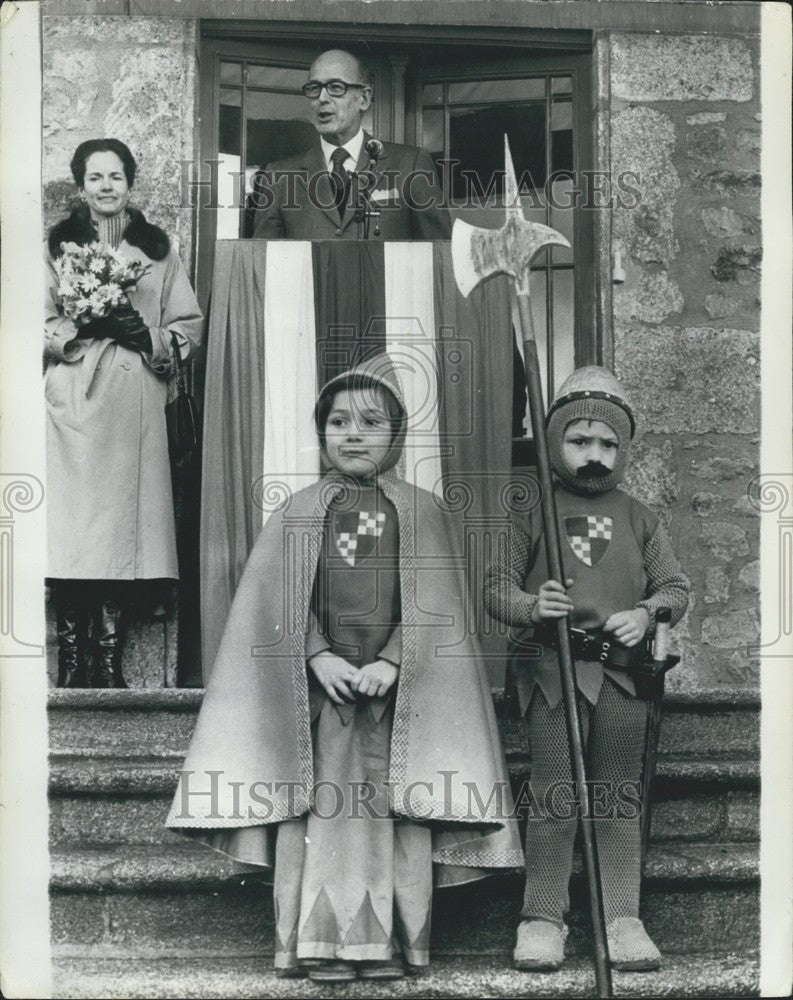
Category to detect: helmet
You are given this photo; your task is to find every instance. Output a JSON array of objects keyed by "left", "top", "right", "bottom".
[{"left": 546, "top": 366, "right": 635, "bottom": 495}]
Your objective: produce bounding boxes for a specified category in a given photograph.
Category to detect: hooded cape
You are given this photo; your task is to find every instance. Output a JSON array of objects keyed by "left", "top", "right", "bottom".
[{"left": 167, "top": 366, "right": 523, "bottom": 880}]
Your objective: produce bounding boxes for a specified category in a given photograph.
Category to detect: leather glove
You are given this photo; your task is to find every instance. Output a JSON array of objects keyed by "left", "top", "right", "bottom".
[
  {"left": 112, "top": 301, "right": 152, "bottom": 354},
  {"left": 75, "top": 314, "right": 124, "bottom": 339},
  {"left": 113, "top": 300, "right": 148, "bottom": 334},
  {"left": 115, "top": 324, "right": 152, "bottom": 354}
]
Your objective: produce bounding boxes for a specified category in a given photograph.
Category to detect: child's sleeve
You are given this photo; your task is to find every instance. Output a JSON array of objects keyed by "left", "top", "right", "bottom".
[
  {"left": 483, "top": 513, "right": 540, "bottom": 626},
  {"left": 378, "top": 626, "right": 402, "bottom": 668},
  {"left": 305, "top": 610, "right": 331, "bottom": 662},
  {"left": 635, "top": 521, "right": 691, "bottom": 632}
]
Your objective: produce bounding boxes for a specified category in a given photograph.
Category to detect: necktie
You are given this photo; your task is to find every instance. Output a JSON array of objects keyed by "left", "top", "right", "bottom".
[{"left": 330, "top": 146, "right": 351, "bottom": 220}]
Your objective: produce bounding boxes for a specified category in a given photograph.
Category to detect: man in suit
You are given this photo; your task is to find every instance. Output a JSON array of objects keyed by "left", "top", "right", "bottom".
[{"left": 252, "top": 49, "right": 451, "bottom": 240}]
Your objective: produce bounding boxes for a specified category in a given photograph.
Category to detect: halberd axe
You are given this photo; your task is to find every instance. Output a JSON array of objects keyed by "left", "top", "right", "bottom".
[{"left": 451, "top": 135, "right": 613, "bottom": 999}]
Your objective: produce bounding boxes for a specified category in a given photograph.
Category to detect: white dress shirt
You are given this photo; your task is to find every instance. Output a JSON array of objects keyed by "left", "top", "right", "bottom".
[{"left": 320, "top": 128, "right": 365, "bottom": 175}]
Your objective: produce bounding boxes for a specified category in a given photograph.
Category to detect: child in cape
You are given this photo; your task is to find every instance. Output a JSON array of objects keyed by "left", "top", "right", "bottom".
[
  {"left": 167, "top": 357, "right": 522, "bottom": 983},
  {"left": 484, "top": 365, "right": 690, "bottom": 973}
]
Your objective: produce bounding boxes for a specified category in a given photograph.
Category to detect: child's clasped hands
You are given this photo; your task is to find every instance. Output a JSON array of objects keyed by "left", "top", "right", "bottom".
[{"left": 309, "top": 649, "right": 398, "bottom": 703}]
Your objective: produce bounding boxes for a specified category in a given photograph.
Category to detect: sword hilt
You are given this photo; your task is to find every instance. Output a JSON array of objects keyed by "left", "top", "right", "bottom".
[{"left": 652, "top": 606, "right": 672, "bottom": 671}]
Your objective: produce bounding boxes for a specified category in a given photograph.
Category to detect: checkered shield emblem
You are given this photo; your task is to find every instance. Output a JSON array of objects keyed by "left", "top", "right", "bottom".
[
  {"left": 565, "top": 515, "right": 612, "bottom": 567},
  {"left": 333, "top": 510, "right": 386, "bottom": 567}
]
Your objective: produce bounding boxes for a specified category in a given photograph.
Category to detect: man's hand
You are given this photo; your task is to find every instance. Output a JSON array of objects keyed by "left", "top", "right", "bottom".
[
  {"left": 308, "top": 651, "right": 358, "bottom": 704},
  {"left": 350, "top": 659, "right": 398, "bottom": 699},
  {"left": 530, "top": 578, "right": 575, "bottom": 623},
  {"left": 603, "top": 608, "right": 650, "bottom": 647}
]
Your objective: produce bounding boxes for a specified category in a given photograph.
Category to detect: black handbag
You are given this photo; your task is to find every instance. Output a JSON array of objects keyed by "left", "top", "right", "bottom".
[{"left": 165, "top": 333, "right": 200, "bottom": 465}]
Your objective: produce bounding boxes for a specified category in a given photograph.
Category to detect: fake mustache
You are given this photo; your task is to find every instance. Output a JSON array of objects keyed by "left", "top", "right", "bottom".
[{"left": 577, "top": 462, "right": 612, "bottom": 478}]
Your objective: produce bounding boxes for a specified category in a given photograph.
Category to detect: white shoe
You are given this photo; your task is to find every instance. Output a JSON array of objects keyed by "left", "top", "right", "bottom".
[
  {"left": 607, "top": 917, "right": 662, "bottom": 971},
  {"left": 513, "top": 919, "right": 568, "bottom": 971}
]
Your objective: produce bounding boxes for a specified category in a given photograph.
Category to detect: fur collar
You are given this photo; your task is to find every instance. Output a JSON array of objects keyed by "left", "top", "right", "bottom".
[{"left": 47, "top": 204, "right": 170, "bottom": 261}]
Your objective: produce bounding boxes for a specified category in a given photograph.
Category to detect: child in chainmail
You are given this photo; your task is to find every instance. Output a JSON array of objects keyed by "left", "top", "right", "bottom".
[{"left": 484, "top": 365, "right": 689, "bottom": 972}]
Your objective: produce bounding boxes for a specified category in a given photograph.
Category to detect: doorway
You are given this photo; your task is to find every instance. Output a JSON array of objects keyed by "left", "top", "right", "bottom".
[
  {"left": 198, "top": 28, "right": 595, "bottom": 422},
  {"left": 189, "top": 25, "right": 595, "bottom": 682}
]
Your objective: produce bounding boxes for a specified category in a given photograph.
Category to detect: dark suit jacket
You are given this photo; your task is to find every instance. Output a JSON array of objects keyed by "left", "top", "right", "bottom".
[{"left": 252, "top": 134, "right": 451, "bottom": 241}]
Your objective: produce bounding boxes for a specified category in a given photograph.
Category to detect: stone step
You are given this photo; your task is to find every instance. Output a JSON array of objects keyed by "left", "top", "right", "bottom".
[
  {"left": 48, "top": 754, "right": 759, "bottom": 848},
  {"left": 49, "top": 843, "right": 758, "bottom": 959},
  {"left": 47, "top": 689, "right": 760, "bottom": 759},
  {"left": 49, "top": 842, "right": 760, "bottom": 894},
  {"left": 499, "top": 695, "right": 759, "bottom": 761},
  {"left": 51, "top": 952, "right": 759, "bottom": 998},
  {"left": 49, "top": 690, "right": 203, "bottom": 757},
  {"left": 48, "top": 751, "right": 761, "bottom": 792}
]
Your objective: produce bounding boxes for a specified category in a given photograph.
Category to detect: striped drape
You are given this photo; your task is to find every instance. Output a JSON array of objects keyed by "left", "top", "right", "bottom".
[{"left": 200, "top": 240, "right": 514, "bottom": 679}]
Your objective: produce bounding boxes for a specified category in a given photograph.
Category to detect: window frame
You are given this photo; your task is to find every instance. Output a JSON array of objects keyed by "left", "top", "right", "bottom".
[{"left": 407, "top": 50, "right": 595, "bottom": 375}]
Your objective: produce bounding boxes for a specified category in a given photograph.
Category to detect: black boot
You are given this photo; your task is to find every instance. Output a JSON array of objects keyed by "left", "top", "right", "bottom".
[
  {"left": 91, "top": 593, "right": 128, "bottom": 689},
  {"left": 56, "top": 582, "right": 90, "bottom": 688}
]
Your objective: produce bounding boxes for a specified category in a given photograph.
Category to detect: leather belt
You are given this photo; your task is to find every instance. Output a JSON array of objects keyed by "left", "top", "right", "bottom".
[{"left": 531, "top": 623, "right": 648, "bottom": 671}]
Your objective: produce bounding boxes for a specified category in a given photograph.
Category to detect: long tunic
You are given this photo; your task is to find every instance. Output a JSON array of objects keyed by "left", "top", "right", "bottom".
[
  {"left": 44, "top": 238, "right": 203, "bottom": 579},
  {"left": 307, "top": 485, "right": 400, "bottom": 664},
  {"left": 275, "top": 484, "right": 433, "bottom": 969}
]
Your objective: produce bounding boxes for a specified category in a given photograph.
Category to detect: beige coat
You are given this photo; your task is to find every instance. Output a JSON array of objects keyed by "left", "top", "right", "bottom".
[{"left": 44, "top": 239, "right": 203, "bottom": 579}]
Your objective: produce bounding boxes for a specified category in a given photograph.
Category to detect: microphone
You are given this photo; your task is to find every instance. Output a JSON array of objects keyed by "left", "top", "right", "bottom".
[
  {"left": 364, "top": 138, "right": 384, "bottom": 163},
  {"left": 359, "top": 138, "right": 384, "bottom": 239}
]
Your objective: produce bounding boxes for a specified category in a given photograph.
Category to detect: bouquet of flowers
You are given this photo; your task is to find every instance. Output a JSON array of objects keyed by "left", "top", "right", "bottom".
[{"left": 55, "top": 241, "right": 151, "bottom": 325}]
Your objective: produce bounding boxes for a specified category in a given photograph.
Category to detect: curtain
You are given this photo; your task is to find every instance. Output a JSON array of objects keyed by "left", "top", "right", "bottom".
[
  {"left": 200, "top": 241, "right": 515, "bottom": 681},
  {"left": 200, "top": 242, "right": 266, "bottom": 672},
  {"left": 433, "top": 244, "right": 516, "bottom": 683}
]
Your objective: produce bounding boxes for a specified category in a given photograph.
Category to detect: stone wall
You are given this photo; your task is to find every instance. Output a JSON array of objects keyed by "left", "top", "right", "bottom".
[
  {"left": 608, "top": 33, "right": 761, "bottom": 690},
  {"left": 42, "top": 15, "right": 198, "bottom": 266}
]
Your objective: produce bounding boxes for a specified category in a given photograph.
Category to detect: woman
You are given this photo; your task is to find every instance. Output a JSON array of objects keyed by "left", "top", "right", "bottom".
[{"left": 45, "top": 138, "right": 203, "bottom": 688}]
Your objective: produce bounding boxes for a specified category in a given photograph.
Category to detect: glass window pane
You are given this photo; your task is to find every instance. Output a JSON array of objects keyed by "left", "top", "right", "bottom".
[
  {"left": 551, "top": 99, "right": 573, "bottom": 173},
  {"left": 220, "top": 61, "right": 242, "bottom": 85},
  {"left": 244, "top": 90, "right": 316, "bottom": 168},
  {"left": 247, "top": 63, "right": 309, "bottom": 90},
  {"left": 422, "top": 109, "right": 444, "bottom": 156},
  {"left": 552, "top": 75, "right": 572, "bottom": 94},
  {"left": 448, "top": 78, "right": 545, "bottom": 103},
  {"left": 549, "top": 175, "right": 575, "bottom": 264},
  {"left": 216, "top": 151, "right": 243, "bottom": 240},
  {"left": 552, "top": 268, "right": 576, "bottom": 397},
  {"left": 219, "top": 88, "right": 241, "bottom": 157},
  {"left": 449, "top": 103, "right": 547, "bottom": 201},
  {"left": 219, "top": 87, "right": 241, "bottom": 108},
  {"left": 422, "top": 83, "right": 444, "bottom": 106}
]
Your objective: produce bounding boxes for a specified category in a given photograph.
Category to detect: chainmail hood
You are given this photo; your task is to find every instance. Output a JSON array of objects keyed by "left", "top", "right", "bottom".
[{"left": 546, "top": 366, "right": 635, "bottom": 495}]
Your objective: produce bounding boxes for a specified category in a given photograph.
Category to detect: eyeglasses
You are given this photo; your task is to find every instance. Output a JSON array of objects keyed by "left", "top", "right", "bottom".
[{"left": 301, "top": 79, "right": 368, "bottom": 99}]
